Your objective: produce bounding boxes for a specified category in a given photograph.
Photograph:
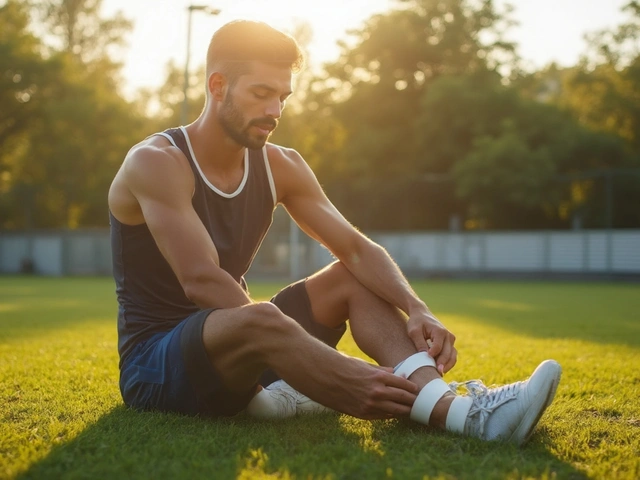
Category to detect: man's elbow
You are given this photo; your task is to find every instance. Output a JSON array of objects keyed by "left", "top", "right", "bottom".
[
  {"left": 180, "top": 269, "right": 220, "bottom": 306},
  {"left": 339, "top": 235, "right": 383, "bottom": 268}
]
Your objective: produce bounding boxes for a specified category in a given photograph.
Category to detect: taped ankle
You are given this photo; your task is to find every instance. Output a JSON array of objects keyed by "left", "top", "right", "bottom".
[
  {"left": 393, "top": 352, "right": 436, "bottom": 379},
  {"left": 407, "top": 379, "right": 473, "bottom": 431},
  {"left": 395, "top": 352, "right": 472, "bottom": 431},
  {"left": 409, "top": 378, "right": 451, "bottom": 424}
]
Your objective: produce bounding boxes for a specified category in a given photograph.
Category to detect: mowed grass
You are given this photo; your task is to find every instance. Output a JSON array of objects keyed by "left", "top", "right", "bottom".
[{"left": 1, "top": 276, "right": 639, "bottom": 480}]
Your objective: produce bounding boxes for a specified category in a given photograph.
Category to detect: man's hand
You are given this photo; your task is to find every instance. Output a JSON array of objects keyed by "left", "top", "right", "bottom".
[
  {"left": 316, "top": 359, "right": 419, "bottom": 420},
  {"left": 406, "top": 312, "right": 457, "bottom": 375}
]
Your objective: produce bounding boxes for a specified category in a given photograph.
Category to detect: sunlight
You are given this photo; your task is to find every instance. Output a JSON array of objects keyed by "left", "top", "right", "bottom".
[
  {"left": 221, "top": 0, "right": 392, "bottom": 62},
  {"left": 339, "top": 416, "right": 386, "bottom": 457},
  {"left": 236, "top": 448, "right": 293, "bottom": 480}
]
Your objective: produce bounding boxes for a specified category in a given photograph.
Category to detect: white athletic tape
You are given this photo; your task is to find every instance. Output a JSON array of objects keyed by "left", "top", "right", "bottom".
[
  {"left": 409, "top": 378, "right": 451, "bottom": 424},
  {"left": 393, "top": 352, "right": 436, "bottom": 379},
  {"left": 445, "top": 395, "right": 473, "bottom": 433}
]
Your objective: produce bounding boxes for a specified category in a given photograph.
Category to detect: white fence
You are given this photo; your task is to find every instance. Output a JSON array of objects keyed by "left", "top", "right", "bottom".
[
  {"left": 362, "top": 230, "right": 640, "bottom": 276},
  {"left": 1, "top": 229, "right": 639, "bottom": 277}
]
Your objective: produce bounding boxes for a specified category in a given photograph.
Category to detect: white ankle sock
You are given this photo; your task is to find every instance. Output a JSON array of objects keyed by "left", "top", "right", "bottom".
[{"left": 446, "top": 395, "right": 473, "bottom": 433}]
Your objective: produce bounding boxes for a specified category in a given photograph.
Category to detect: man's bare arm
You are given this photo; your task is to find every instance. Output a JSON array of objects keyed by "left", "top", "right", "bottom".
[
  {"left": 270, "top": 146, "right": 457, "bottom": 372},
  {"left": 113, "top": 143, "right": 252, "bottom": 308}
]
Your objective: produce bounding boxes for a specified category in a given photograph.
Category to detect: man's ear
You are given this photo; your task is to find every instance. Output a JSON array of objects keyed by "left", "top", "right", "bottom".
[{"left": 208, "top": 72, "right": 226, "bottom": 101}]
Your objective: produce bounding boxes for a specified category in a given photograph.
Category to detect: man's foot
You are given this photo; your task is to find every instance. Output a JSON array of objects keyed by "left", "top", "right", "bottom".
[
  {"left": 451, "top": 360, "right": 562, "bottom": 445},
  {"left": 246, "top": 380, "right": 332, "bottom": 419}
]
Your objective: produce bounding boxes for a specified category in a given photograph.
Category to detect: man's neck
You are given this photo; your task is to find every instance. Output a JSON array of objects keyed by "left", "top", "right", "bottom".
[{"left": 185, "top": 116, "right": 245, "bottom": 173}]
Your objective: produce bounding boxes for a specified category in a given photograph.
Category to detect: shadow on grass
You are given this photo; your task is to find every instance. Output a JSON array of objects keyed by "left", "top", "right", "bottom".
[{"left": 18, "top": 407, "right": 587, "bottom": 480}]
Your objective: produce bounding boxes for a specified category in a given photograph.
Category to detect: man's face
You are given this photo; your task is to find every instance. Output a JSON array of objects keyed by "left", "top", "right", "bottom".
[{"left": 218, "top": 62, "right": 293, "bottom": 149}]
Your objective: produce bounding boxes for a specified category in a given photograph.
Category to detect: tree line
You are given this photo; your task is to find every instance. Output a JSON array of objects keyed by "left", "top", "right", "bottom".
[{"left": 1, "top": 0, "right": 639, "bottom": 231}]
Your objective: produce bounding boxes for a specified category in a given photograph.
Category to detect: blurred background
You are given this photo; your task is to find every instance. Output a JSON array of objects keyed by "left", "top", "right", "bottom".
[{"left": 1, "top": 0, "right": 639, "bottom": 279}]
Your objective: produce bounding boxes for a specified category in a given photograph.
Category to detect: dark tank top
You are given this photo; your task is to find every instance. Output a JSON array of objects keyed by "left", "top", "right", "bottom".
[{"left": 111, "top": 127, "right": 277, "bottom": 366}]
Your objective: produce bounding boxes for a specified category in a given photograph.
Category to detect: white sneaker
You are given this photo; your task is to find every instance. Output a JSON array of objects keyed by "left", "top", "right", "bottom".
[
  {"left": 451, "top": 360, "right": 561, "bottom": 446},
  {"left": 246, "top": 380, "right": 332, "bottom": 420}
]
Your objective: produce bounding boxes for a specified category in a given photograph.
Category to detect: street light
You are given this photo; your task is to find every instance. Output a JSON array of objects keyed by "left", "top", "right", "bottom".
[{"left": 182, "top": 4, "right": 220, "bottom": 125}]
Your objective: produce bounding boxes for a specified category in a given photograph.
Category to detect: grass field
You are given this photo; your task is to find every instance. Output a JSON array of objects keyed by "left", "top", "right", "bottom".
[{"left": 1, "top": 276, "right": 639, "bottom": 480}]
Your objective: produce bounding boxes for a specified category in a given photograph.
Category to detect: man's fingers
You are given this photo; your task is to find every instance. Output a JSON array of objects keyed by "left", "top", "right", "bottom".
[
  {"left": 372, "top": 400, "right": 413, "bottom": 418},
  {"left": 427, "top": 331, "right": 444, "bottom": 359},
  {"left": 436, "top": 338, "right": 453, "bottom": 374},
  {"left": 442, "top": 346, "right": 458, "bottom": 373},
  {"left": 380, "top": 384, "right": 418, "bottom": 407},
  {"left": 382, "top": 370, "right": 419, "bottom": 394},
  {"left": 407, "top": 325, "right": 430, "bottom": 353}
]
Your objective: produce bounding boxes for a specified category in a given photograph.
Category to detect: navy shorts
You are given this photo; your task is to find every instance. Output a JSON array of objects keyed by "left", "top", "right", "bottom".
[{"left": 119, "top": 279, "right": 347, "bottom": 417}]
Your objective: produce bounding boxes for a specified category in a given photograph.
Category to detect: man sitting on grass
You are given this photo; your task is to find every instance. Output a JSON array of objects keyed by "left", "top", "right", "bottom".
[{"left": 108, "top": 19, "right": 561, "bottom": 446}]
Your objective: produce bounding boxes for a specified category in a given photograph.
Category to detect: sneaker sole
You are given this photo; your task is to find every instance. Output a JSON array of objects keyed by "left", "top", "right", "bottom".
[{"left": 508, "top": 360, "right": 562, "bottom": 446}]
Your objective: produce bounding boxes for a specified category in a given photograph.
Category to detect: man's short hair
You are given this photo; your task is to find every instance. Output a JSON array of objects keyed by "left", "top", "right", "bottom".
[{"left": 206, "top": 20, "right": 305, "bottom": 84}]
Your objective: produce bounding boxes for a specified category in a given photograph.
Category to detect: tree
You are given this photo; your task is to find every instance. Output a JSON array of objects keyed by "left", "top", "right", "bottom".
[
  {"left": 513, "top": 1, "right": 640, "bottom": 228},
  {"left": 0, "top": 0, "right": 143, "bottom": 229},
  {"left": 34, "top": 0, "right": 132, "bottom": 65},
  {"left": 0, "top": 1, "right": 64, "bottom": 227},
  {"left": 281, "top": 0, "right": 518, "bottom": 230},
  {"left": 419, "top": 72, "right": 628, "bottom": 229}
]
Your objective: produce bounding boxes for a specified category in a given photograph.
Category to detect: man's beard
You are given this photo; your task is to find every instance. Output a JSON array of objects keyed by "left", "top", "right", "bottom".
[{"left": 219, "top": 93, "right": 277, "bottom": 149}]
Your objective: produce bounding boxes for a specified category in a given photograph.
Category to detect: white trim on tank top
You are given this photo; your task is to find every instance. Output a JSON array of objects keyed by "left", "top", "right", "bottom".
[
  {"left": 262, "top": 145, "right": 277, "bottom": 206},
  {"left": 154, "top": 132, "right": 178, "bottom": 148},
  {"left": 180, "top": 126, "right": 249, "bottom": 199}
]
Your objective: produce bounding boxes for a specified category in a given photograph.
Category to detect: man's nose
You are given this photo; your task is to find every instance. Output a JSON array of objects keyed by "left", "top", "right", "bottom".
[{"left": 265, "top": 99, "right": 282, "bottom": 119}]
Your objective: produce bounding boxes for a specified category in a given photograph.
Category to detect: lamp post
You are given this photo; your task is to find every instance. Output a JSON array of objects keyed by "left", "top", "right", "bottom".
[{"left": 182, "top": 4, "right": 220, "bottom": 125}]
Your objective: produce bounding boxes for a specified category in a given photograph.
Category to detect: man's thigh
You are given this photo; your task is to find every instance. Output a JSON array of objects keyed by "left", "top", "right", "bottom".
[{"left": 120, "top": 309, "right": 257, "bottom": 417}]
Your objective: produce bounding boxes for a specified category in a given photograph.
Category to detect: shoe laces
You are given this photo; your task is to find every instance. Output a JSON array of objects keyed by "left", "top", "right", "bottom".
[
  {"left": 265, "top": 382, "right": 298, "bottom": 414},
  {"left": 449, "top": 380, "right": 521, "bottom": 436}
]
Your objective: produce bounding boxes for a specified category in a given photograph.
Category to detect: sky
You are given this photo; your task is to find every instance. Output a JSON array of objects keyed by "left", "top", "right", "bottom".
[{"left": 99, "top": 0, "right": 630, "bottom": 99}]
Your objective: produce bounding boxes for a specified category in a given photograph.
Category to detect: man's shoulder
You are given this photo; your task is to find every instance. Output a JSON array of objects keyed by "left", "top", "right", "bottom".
[
  {"left": 124, "top": 134, "right": 188, "bottom": 175},
  {"left": 118, "top": 134, "right": 193, "bottom": 196},
  {"left": 127, "top": 133, "right": 182, "bottom": 161},
  {"left": 265, "top": 143, "right": 305, "bottom": 168}
]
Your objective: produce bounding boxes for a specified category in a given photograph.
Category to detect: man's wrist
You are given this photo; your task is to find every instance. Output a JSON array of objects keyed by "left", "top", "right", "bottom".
[{"left": 408, "top": 298, "right": 430, "bottom": 316}]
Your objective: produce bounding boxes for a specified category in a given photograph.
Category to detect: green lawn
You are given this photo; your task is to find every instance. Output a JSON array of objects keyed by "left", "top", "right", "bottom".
[{"left": 1, "top": 276, "right": 639, "bottom": 479}]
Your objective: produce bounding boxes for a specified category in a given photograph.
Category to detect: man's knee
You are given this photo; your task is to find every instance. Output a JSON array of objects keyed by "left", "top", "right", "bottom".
[
  {"left": 320, "top": 261, "right": 368, "bottom": 296},
  {"left": 201, "top": 302, "right": 302, "bottom": 369},
  {"left": 324, "top": 261, "right": 356, "bottom": 285},
  {"left": 217, "top": 302, "right": 301, "bottom": 348},
  {"left": 245, "top": 301, "right": 294, "bottom": 332}
]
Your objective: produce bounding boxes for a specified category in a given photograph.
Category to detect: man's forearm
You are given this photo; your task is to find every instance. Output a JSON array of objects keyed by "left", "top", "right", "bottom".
[
  {"left": 342, "top": 239, "right": 429, "bottom": 318},
  {"left": 183, "top": 268, "right": 254, "bottom": 309}
]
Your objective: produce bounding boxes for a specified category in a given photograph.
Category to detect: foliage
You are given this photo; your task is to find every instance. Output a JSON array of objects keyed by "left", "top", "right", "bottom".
[
  {"left": 0, "top": 0, "right": 144, "bottom": 228},
  {"left": 274, "top": 0, "right": 521, "bottom": 230},
  {"left": 0, "top": 1, "right": 58, "bottom": 225},
  {"left": 1, "top": 0, "right": 639, "bottom": 230},
  {"left": 513, "top": 1, "right": 640, "bottom": 228},
  {"left": 272, "top": 0, "right": 640, "bottom": 231},
  {"left": 33, "top": 0, "right": 133, "bottom": 65}
]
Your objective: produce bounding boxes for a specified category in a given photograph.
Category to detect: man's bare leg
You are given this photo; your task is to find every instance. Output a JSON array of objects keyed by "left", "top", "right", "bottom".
[
  {"left": 304, "top": 261, "right": 454, "bottom": 428},
  {"left": 304, "top": 262, "right": 563, "bottom": 445},
  {"left": 200, "top": 263, "right": 561, "bottom": 445},
  {"left": 200, "top": 302, "right": 418, "bottom": 419}
]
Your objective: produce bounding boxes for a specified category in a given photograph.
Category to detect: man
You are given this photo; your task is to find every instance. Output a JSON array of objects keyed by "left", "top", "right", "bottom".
[{"left": 108, "top": 20, "right": 561, "bottom": 445}]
